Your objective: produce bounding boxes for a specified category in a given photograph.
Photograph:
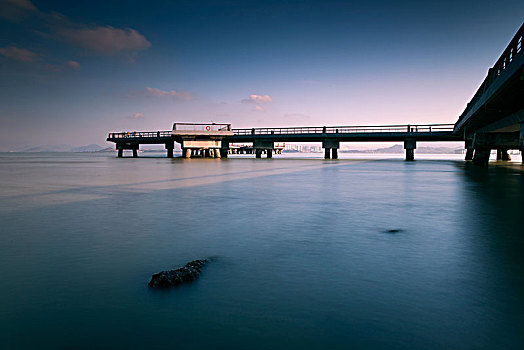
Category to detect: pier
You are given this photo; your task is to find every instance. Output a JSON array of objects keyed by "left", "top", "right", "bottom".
[
  {"left": 107, "top": 23, "right": 524, "bottom": 165},
  {"left": 107, "top": 123, "right": 460, "bottom": 161}
]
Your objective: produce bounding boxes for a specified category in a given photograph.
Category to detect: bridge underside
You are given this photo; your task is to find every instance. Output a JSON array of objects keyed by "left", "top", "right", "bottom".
[{"left": 454, "top": 23, "right": 524, "bottom": 165}]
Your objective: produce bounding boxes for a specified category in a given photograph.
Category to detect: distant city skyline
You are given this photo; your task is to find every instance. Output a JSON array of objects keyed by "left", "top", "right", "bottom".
[{"left": 1, "top": 0, "right": 523, "bottom": 150}]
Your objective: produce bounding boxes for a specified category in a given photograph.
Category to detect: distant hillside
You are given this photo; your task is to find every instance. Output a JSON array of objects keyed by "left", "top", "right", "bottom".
[
  {"left": 71, "top": 144, "right": 104, "bottom": 152},
  {"left": 10, "top": 144, "right": 105, "bottom": 153}
]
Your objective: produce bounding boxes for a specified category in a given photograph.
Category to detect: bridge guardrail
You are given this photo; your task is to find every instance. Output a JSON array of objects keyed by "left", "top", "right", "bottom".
[
  {"left": 456, "top": 23, "right": 523, "bottom": 125},
  {"left": 108, "top": 131, "right": 172, "bottom": 139},
  {"left": 232, "top": 124, "right": 455, "bottom": 136}
]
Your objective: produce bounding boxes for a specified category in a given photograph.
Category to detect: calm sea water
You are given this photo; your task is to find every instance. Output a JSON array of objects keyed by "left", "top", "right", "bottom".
[{"left": 1, "top": 152, "right": 523, "bottom": 349}]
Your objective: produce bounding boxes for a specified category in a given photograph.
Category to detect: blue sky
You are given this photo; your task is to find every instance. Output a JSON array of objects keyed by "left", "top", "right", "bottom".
[{"left": 0, "top": 0, "right": 523, "bottom": 149}]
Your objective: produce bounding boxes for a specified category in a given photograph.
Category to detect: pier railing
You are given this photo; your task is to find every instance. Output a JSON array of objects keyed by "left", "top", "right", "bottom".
[
  {"left": 107, "top": 124, "right": 456, "bottom": 139},
  {"left": 108, "top": 131, "right": 172, "bottom": 139},
  {"left": 172, "top": 123, "right": 232, "bottom": 132},
  {"left": 233, "top": 124, "right": 455, "bottom": 136}
]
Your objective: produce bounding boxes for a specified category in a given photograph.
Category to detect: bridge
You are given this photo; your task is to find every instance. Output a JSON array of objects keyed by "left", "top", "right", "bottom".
[
  {"left": 107, "top": 23, "right": 524, "bottom": 165},
  {"left": 107, "top": 123, "right": 459, "bottom": 160}
]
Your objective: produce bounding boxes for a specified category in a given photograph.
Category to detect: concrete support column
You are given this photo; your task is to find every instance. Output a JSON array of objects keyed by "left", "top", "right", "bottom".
[
  {"left": 220, "top": 149, "right": 228, "bottom": 158},
  {"left": 473, "top": 149, "right": 491, "bottom": 166},
  {"left": 165, "top": 141, "right": 174, "bottom": 158},
  {"left": 322, "top": 139, "right": 339, "bottom": 160},
  {"left": 497, "top": 149, "right": 511, "bottom": 161},
  {"left": 405, "top": 149, "right": 414, "bottom": 161},
  {"left": 267, "top": 149, "right": 273, "bottom": 158},
  {"left": 255, "top": 149, "right": 262, "bottom": 158},
  {"left": 465, "top": 149, "right": 474, "bottom": 161},
  {"left": 465, "top": 139, "right": 474, "bottom": 161},
  {"left": 117, "top": 149, "right": 123, "bottom": 158},
  {"left": 404, "top": 139, "right": 416, "bottom": 161},
  {"left": 132, "top": 148, "right": 138, "bottom": 158},
  {"left": 520, "top": 124, "right": 524, "bottom": 165}
]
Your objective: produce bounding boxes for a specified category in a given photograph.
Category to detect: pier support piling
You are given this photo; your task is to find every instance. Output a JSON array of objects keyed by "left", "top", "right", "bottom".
[
  {"left": 465, "top": 148, "right": 474, "bottom": 161},
  {"left": 520, "top": 124, "right": 524, "bottom": 165},
  {"left": 497, "top": 149, "right": 511, "bottom": 161},
  {"left": 465, "top": 139, "right": 474, "bottom": 160},
  {"left": 404, "top": 139, "right": 416, "bottom": 161},
  {"left": 473, "top": 149, "right": 491, "bottom": 166},
  {"left": 165, "top": 141, "right": 174, "bottom": 158},
  {"left": 322, "top": 140, "right": 339, "bottom": 160}
]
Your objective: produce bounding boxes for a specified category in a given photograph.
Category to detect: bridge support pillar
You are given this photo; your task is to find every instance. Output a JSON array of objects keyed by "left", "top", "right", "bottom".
[
  {"left": 496, "top": 149, "right": 511, "bottom": 161},
  {"left": 132, "top": 148, "right": 138, "bottom": 158},
  {"left": 253, "top": 140, "right": 274, "bottom": 159},
  {"left": 520, "top": 124, "right": 524, "bottom": 165},
  {"left": 404, "top": 139, "right": 416, "bottom": 161},
  {"left": 221, "top": 141, "right": 229, "bottom": 159},
  {"left": 473, "top": 149, "right": 491, "bottom": 166},
  {"left": 465, "top": 139, "right": 474, "bottom": 160},
  {"left": 331, "top": 148, "right": 338, "bottom": 159},
  {"left": 322, "top": 140, "right": 339, "bottom": 160},
  {"left": 118, "top": 149, "right": 123, "bottom": 158},
  {"left": 165, "top": 141, "right": 174, "bottom": 158},
  {"left": 465, "top": 149, "right": 474, "bottom": 161}
]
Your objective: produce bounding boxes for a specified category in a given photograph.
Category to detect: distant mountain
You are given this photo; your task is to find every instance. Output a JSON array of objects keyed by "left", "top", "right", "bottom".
[
  {"left": 71, "top": 144, "right": 104, "bottom": 152},
  {"left": 9, "top": 144, "right": 106, "bottom": 153},
  {"left": 96, "top": 147, "right": 115, "bottom": 153},
  {"left": 14, "top": 144, "right": 73, "bottom": 152}
]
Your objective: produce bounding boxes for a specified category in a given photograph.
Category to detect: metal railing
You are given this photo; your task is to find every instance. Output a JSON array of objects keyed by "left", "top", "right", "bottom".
[
  {"left": 233, "top": 124, "right": 455, "bottom": 136},
  {"left": 457, "top": 23, "right": 523, "bottom": 124},
  {"left": 172, "top": 123, "right": 232, "bottom": 132},
  {"left": 107, "top": 131, "right": 172, "bottom": 139}
]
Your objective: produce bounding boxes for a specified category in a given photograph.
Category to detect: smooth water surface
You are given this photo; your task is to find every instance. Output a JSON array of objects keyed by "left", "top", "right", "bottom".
[{"left": 1, "top": 153, "right": 523, "bottom": 349}]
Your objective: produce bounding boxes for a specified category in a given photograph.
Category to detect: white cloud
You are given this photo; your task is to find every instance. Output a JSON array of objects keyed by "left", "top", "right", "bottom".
[
  {"left": 0, "top": 46, "right": 39, "bottom": 62},
  {"left": 253, "top": 105, "right": 264, "bottom": 112},
  {"left": 145, "top": 87, "right": 192, "bottom": 100},
  {"left": 59, "top": 26, "right": 151, "bottom": 54},
  {"left": 242, "top": 94, "right": 273, "bottom": 104}
]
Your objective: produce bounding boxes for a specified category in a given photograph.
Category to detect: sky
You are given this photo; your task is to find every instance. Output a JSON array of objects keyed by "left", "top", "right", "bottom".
[{"left": 0, "top": 0, "right": 523, "bottom": 150}]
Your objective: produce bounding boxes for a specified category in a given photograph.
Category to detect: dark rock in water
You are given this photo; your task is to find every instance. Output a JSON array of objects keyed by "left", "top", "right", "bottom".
[
  {"left": 148, "top": 259, "right": 208, "bottom": 288},
  {"left": 384, "top": 229, "right": 403, "bottom": 234}
]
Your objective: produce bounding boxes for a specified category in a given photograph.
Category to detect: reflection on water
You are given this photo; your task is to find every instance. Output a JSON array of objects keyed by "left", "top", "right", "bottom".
[{"left": 0, "top": 153, "right": 523, "bottom": 349}]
